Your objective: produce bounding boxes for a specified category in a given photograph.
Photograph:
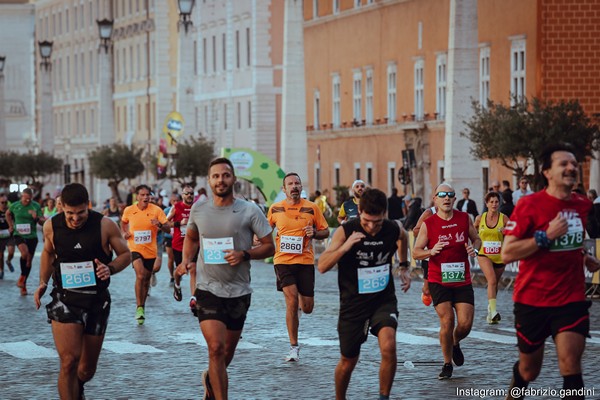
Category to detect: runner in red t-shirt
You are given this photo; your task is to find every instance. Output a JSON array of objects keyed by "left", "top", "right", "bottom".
[
  {"left": 413, "top": 182, "right": 481, "bottom": 380},
  {"left": 502, "top": 144, "right": 600, "bottom": 399}
]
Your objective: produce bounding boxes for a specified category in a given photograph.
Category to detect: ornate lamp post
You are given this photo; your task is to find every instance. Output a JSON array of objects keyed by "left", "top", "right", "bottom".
[
  {"left": 37, "top": 41, "right": 54, "bottom": 153},
  {"left": 177, "top": 0, "right": 195, "bottom": 33},
  {"left": 0, "top": 55, "right": 6, "bottom": 149},
  {"left": 97, "top": 19, "right": 114, "bottom": 53}
]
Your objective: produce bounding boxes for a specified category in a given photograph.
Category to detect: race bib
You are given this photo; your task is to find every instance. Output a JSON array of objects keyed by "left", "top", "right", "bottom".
[
  {"left": 180, "top": 225, "right": 187, "bottom": 237},
  {"left": 550, "top": 217, "right": 584, "bottom": 252},
  {"left": 280, "top": 235, "right": 303, "bottom": 254},
  {"left": 60, "top": 261, "right": 97, "bottom": 289},
  {"left": 108, "top": 216, "right": 120, "bottom": 223},
  {"left": 16, "top": 224, "right": 31, "bottom": 235},
  {"left": 202, "top": 237, "right": 234, "bottom": 264},
  {"left": 0, "top": 229, "right": 9, "bottom": 239},
  {"left": 357, "top": 264, "right": 390, "bottom": 294},
  {"left": 482, "top": 241, "right": 501, "bottom": 255},
  {"left": 441, "top": 262, "right": 465, "bottom": 283},
  {"left": 133, "top": 230, "right": 152, "bottom": 244}
]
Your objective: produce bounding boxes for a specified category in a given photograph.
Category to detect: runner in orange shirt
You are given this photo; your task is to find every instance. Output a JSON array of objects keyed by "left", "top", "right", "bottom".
[
  {"left": 268, "top": 173, "right": 329, "bottom": 361},
  {"left": 121, "top": 185, "right": 169, "bottom": 325}
]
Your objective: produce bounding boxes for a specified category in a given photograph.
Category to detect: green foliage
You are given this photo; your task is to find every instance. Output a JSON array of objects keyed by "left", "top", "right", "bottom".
[
  {"left": 172, "top": 135, "right": 215, "bottom": 186},
  {"left": 0, "top": 151, "right": 16, "bottom": 179},
  {"left": 462, "top": 97, "right": 600, "bottom": 190},
  {"left": 88, "top": 143, "right": 145, "bottom": 201},
  {"left": 11, "top": 151, "right": 62, "bottom": 196}
]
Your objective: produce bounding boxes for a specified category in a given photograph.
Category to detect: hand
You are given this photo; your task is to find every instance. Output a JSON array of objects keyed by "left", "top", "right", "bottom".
[
  {"left": 546, "top": 212, "right": 568, "bottom": 241},
  {"left": 223, "top": 249, "right": 243, "bottom": 266},
  {"left": 95, "top": 258, "right": 112, "bottom": 281},
  {"left": 422, "top": 280, "right": 430, "bottom": 296},
  {"left": 123, "top": 231, "right": 132, "bottom": 240},
  {"left": 34, "top": 283, "right": 47, "bottom": 310},
  {"left": 341, "top": 231, "right": 366, "bottom": 252},
  {"left": 150, "top": 218, "right": 160, "bottom": 226},
  {"left": 303, "top": 225, "right": 314, "bottom": 238},
  {"left": 465, "top": 243, "right": 477, "bottom": 258},
  {"left": 585, "top": 255, "right": 600, "bottom": 273},
  {"left": 430, "top": 241, "right": 449, "bottom": 256},
  {"left": 174, "top": 262, "right": 194, "bottom": 282},
  {"left": 399, "top": 269, "right": 411, "bottom": 292},
  {"left": 181, "top": 218, "right": 189, "bottom": 225}
]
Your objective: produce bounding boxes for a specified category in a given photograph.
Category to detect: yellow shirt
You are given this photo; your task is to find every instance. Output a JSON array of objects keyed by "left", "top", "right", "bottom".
[{"left": 478, "top": 212, "right": 506, "bottom": 264}]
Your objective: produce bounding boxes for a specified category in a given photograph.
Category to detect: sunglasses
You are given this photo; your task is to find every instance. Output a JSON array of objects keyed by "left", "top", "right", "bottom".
[
  {"left": 437, "top": 191, "right": 456, "bottom": 198},
  {"left": 182, "top": 192, "right": 194, "bottom": 196},
  {"left": 0, "top": 202, "right": 6, "bottom": 204}
]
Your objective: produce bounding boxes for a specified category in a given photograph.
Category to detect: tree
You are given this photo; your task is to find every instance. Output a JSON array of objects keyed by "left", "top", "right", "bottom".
[
  {"left": 462, "top": 97, "right": 600, "bottom": 190},
  {"left": 88, "top": 143, "right": 145, "bottom": 202},
  {"left": 12, "top": 151, "right": 62, "bottom": 198},
  {"left": 0, "top": 151, "right": 16, "bottom": 186},
  {"left": 171, "top": 135, "right": 215, "bottom": 187}
]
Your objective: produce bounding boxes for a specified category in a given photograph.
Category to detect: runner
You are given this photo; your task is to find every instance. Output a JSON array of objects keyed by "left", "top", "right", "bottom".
[
  {"left": 413, "top": 182, "right": 481, "bottom": 380},
  {"left": 337, "top": 180, "right": 366, "bottom": 224},
  {"left": 473, "top": 192, "right": 509, "bottom": 324},
  {"left": 318, "top": 188, "right": 410, "bottom": 400},
  {"left": 502, "top": 144, "right": 600, "bottom": 399},
  {"left": 33, "top": 183, "right": 131, "bottom": 400},
  {"left": 162, "top": 197, "right": 176, "bottom": 286},
  {"left": 121, "top": 185, "right": 169, "bottom": 325},
  {"left": 6, "top": 188, "right": 45, "bottom": 295},
  {"left": 412, "top": 204, "right": 437, "bottom": 306},
  {"left": 175, "top": 157, "right": 274, "bottom": 399},
  {"left": 43, "top": 198, "right": 58, "bottom": 219},
  {"left": 0, "top": 194, "right": 12, "bottom": 279},
  {"left": 169, "top": 184, "right": 197, "bottom": 311},
  {"left": 102, "top": 197, "right": 121, "bottom": 226},
  {"left": 268, "top": 173, "right": 329, "bottom": 361}
]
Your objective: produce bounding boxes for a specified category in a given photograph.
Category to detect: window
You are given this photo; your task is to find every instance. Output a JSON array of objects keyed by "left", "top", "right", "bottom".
[
  {"left": 313, "top": 90, "right": 320, "bottom": 130},
  {"left": 388, "top": 162, "right": 397, "bottom": 194},
  {"left": 212, "top": 35, "right": 216, "bottom": 72},
  {"left": 353, "top": 70, "right": 362, "bottom": 122},
  {"left": 235, "top": 30, "right": 240, "bottom": 68},
  {"left": 74, "top": 5, "right": 77, "bottom": 30},
  {"left": 479, "top": 46, "right": 491, "bottom": 107},
  {"left": 222, "top": 33, "right": 226, "bottom": 71},
  {"left": 366, "top": 162, "right": 373, "bottom": 186},
  {"left": 355, "top": 0, "right": 361, "bottom": 7},
  {"left": 314, "top": 163, "right": 321, "bottom": 191},
  {"left": 354, "top": 162, "right": 361, "bottom": 180},
  {"left": 248, "top": 101, "right": 252, "bottom": 128},
  {"left": 332, "top": 74, "right": 341, "bottom": 128},
  {"left": 313, "top": 0, "right": 319, "bottom": 18},
  {"left": 66, "top": 55, "right": 70, "bottom": 91},
  {"left": 414, "top": 59, "right": 424, "bottom": 120},
  {"left": 74, "top": 54, "right": 79, "bottom": 88},
  {"left": 129, "top": 46, "right": 134, "bottom": 81},
  {"left": 90, "top": 109, "right": 95, "bottom": 134},
  {"left": 333, "top": 0, "right": 340, "bottom": 14},
  {"left": 334, "top": 162, "right": 341, "bottom": 187},
  {"left": 237, "top": 102, "right": 241, "bottom": 129},
  {"left": 365, "top": 69, "right": 373, "bottom": 125},
  {"left": 510, "top": 39, "right": 526, "bottom": 104},
  {"left": 203, "top": 38, "right": 207, "bottom": 74},
  {"left": 224, "top": 103, "right": 228, "bottom": 130},
  {"left": 436, "top": 53, "right": 447, "bottom": 119},
  {"left": 246, "top": 27, "right": 251, "bottom": 66},
  {"left": 387, "top": 63, "right": 396, "bottom": 124},
  {"left": 89, "top": 50, "right": 94, "bottom": 86},
  {"left": 193, "top": 40, "right": 198, "bottom": 75}
]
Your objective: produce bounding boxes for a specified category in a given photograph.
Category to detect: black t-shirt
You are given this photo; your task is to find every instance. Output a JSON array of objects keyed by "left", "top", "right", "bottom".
[
  {"left": 52, "top": 211, "right": 112, "bottom": 292},
  {"left": 337, "top": 218, "right": 399, "bottom": 320},
  {"left": 387, "top": 195, "right": 404, "bottom": 220}
]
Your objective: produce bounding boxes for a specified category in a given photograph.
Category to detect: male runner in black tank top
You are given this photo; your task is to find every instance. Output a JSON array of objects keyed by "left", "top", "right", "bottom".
[
  {"left": 318, "top": 188, "right": 411, "bottom": 400},
  {"left": 34, "top": 183, "right": 131, "bottom": 400}
]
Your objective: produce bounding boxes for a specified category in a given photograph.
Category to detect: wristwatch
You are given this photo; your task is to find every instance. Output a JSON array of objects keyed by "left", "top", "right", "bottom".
[
  {"left": 243, "top": 251, "right": 251, "bottom": 261},
  {"left": 534, "top": 230, "right": 551, "bottom": 249}
]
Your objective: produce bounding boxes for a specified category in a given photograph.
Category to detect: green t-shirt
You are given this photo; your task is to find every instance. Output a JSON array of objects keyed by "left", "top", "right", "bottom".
[{"left": 9, "top": 201, "right": 42, "bottom": 239}]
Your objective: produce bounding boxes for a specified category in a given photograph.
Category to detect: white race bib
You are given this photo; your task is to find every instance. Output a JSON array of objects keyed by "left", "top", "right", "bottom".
[
  {"left": 482, "top": 241, "right": 501, "bottom": 255},
  {"left": 180, "top": 225, "right": 187, "bottom": 237},
  {"left": 60, "top": 261, "right": 97, "bottom": 289},
  {"left": 202, "top": 237, "right": 234, "bottom": 264},
  {"left": 357, "top": 264, "right": 390, "bottom": 294},
  {"left": 441, "top": 262, "right": 465, "bottom": 283},
  {"left": 16, "top": 224, "right": 31, "bottom": 235},
  {"left": 133, "top": 230, "right": 152, "bottom": 244},
  {"left": 280, "top": 235, "right": 303, "bottom": 254},
  {"left": 108, "top": 216, "right": 120, "bottom": 223},
  {"left": 551, "top": 217, "right": 584, "bottom": 252},
  {"left": 0, "top": 229, "right": 9, "bottom": 239}
]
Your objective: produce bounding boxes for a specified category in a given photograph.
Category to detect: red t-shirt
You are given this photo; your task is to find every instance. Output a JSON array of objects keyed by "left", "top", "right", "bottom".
[
  {"left": 424, "top": 210, "right": 472, "bottom": 287},
  {"left": 172, "top": 201, "right": 193, "bottom": 251},
  {"left": 504, "top": 190, "right": 591, "bottom": 307}
]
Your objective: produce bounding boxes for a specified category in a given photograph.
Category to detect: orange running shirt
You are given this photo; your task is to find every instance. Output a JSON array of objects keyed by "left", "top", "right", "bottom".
[
  {"left": 268, "top": 198, "right": 329, "bottom": 265},
  {"left": 121, "top": 203, "right": 168, "bottom": 259}
]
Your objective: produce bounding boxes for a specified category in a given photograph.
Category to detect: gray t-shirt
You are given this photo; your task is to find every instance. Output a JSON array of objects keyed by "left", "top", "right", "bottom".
[{"left": 188, "top": 198, "right": 272, "bottom": 298}]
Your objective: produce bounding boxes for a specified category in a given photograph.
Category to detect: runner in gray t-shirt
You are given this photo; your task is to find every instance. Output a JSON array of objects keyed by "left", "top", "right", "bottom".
[{"left": 175, "top": 157, "right": 274, "bottom": 400}]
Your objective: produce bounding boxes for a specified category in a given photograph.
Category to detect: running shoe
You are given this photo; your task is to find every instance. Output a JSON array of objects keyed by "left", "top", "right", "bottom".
[
  {"left": 6, "top": 260, "right": 14, "bottom": 272},
  {"left": 452, "top": 343, "right": 464, "bottom": 366},
  {"left": 421, "top": 292, "right": 432, "bottom": 306},
  {"left": 135, "top": 306, "right": 145, "bottom": 325},
  {"left": 202, "top": 369, "right": 214, "bottom": 400},
  {"left": 285, "top": 346, "right": 300, "bottom": 362},
  {"left": 173, "top": 284, "right": 182, "bottom": 302},
  {"left": 438, "top": 363, "right": 453, "bottom": 380},
  {"left": 150, "top": 273, "right": 157, "bottom": 287},
  {"left": 486, "top": 311, "right": 501, "bottom": 324},
  {"left": 190, "top": 296, "right": 198, "bottom": 316}
]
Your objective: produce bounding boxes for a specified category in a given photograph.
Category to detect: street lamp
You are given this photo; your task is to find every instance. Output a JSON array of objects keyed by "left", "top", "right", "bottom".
[
  {"left": 0, "top": 55, "right": 6, "bottom": 149},
  {"left": 97, "top": 19, "right": 114, "bottom": 53},
  {"left": 38, "top": 41, "right": 53, "bottom": 71},
  {"left": 177, "top": 0, "right": 195, "bottom": 33}
]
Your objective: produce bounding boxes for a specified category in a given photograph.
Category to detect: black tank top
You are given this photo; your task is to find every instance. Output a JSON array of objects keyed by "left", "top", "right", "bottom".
[
  {"left": 338, "top": 218, "right": 399, "bottom": 318},
  {"left": 52, "top": 210, "right": 112, "bottom": 292},
  {"left": 0, "top": 209, "right": 9, "bottom": 230}
]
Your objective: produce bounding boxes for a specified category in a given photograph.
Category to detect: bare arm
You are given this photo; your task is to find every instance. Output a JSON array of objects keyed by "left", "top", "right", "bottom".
[
  {"left": 412, "top": 209, "right": 433, "bottom": 238},
  {"left": 6, "top": 209, "right": 14, "bottom": 233},
  {"left": 120, "top": 220, "right": 131, "bottom": 240},
  {"left": 396, "top": 223, "right": 411, "bottom": 292},
  {"left": 318, "top": 227, "right": 365, "bottom": 273},
  {"left": 34, "top": 220, "right": 56, "bottom": 309},
  {"left": 102, "top": 217, "right": 132, "bottom": 275},
  {"left": 473, "top": 215, "right": 482, "bottom": 230},
  {"left": 412, "top": 222, "right": 432, "bottom": 260},
  {"left": 465, "top": 220, "right": 481, "bottom": 257}
]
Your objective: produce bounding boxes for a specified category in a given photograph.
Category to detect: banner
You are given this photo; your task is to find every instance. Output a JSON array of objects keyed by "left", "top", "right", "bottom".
[{"left": 158, "top": 111, "right": 185, "bottom": 178}]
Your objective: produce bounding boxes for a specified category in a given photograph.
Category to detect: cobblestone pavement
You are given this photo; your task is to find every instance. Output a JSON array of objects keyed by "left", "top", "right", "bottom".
[{"left": 1, "top": 255, "right": 599, "bottom": 399}]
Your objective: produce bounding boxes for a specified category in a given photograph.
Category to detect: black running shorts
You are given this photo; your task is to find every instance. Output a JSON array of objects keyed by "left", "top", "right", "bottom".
[
  {"left": 514, "top": 301, "right": 591, "bottom": 354},
  {"left": 274, "top": 264, "right": 315, "bottom": 297},
  {"left": 429, "top": 282, "right": 474, "bottom": 307},
  {"left": 193, "top": 289, "right": 251, "bottom": 331},
  {"left": 337, "top": 301, "right": 398, "bottom": 358},
  {"left": 131, "top": 252, "right": 156, "bottom": 272},
  {"left": 46, "top": 288, "right": 111, "bottom": 336}
]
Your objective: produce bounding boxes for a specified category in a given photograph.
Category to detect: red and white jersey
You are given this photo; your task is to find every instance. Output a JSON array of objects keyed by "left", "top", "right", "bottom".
[
  {"left": 172, "top": 201, "right": 193, "bottom": 251},
  {"left": 504, "top": 189, "right": 591, "bottom": 307},
  {"left": 424, "top": 210, "right": 472, "bottom": 287}
]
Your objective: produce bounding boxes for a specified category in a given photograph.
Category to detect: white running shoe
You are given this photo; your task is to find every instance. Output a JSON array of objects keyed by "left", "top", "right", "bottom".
[{"left": 285, "top": 346, "right": 299, "bottom": 362}]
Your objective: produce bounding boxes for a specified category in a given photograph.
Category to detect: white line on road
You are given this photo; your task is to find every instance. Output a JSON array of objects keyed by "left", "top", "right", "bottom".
[
  {"left": 102, "top": 341, "right": 165, "bottom": 354},
  {"left": 419, "top": 327, "right": 516, "bottom": 344},
  {"left": 173, "top": 332, "right": 263, "bottom": 349},
  {"left": 0, "top": 340, "right": 57, "bottom": 359},
  {"left": 395, "top": 331, "right": 439, "bottom": 345}
]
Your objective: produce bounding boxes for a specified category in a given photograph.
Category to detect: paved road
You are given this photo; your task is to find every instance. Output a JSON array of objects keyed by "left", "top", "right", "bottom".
[{"left": 1, "top": 256, "right": 599, "bottom": 399}]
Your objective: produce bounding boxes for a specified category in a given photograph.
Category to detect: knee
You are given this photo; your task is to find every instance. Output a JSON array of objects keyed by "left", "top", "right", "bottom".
[
  {"left": 59, "top": 354, "right": 80, "bottom": 373},
  {"left": 520, "top": 364, "right": 541, "bottom": 382},
  {"left": 337, "top": 356, "right": 358, "bottom": 373},
  {"left": 78, "top": 366, "right": 97, "bottom": 383},
  {"left": 285, "top": 296, "right": 299, "bottom": 311},
  {"left": 439, "top": 316, "right": 455, "bottom": 332},
  {"left": 207, "top": 342, "right": 227, "bottom": 360},
  {"left": 380, "top": 345, "right": 397, "bottom": 363},
  {"left": 302, "top": 301, "right": 314, "bottom": 314}
]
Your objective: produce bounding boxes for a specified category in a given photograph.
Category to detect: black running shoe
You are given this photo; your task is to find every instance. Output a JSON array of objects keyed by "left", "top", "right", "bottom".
[
  {"left": 452, "top": 343, "right": 464, "bottom": 366},
  {"left": 438, "top": 363, "right": 453, "bottom": 380},
  {"left": 173, "top": 284, "right": 182, "bottom": 302}
]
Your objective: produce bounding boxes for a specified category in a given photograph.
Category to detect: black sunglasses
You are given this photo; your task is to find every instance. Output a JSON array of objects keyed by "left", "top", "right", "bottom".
[
  {"left": 182, "top": 192, "right": 194, "bottom": 195},
  {"left": 437, "top": 191, "right": 456, "bottom": 198}
]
